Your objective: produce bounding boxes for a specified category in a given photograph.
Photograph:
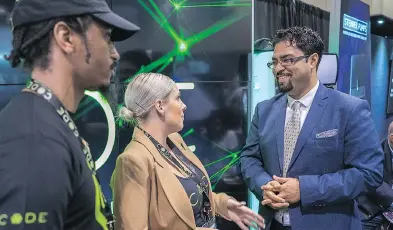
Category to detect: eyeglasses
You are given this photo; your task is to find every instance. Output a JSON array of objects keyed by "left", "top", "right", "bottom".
[{"left": 267, "top": 55, "right": 311, "bottom": 69}]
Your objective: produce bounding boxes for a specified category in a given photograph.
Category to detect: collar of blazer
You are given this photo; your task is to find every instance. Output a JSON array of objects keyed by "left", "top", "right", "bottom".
[{"left": 132, "top": 128, "right": 215, "bottom": 228}]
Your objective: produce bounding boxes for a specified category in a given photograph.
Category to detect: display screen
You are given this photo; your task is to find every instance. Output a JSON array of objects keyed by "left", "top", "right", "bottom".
[{"left": 318, "top": 53, "right": 338, "bottom": 85}]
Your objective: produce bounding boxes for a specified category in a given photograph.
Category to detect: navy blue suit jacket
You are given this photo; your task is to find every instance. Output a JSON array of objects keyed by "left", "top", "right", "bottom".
[
  {"left": 240, "top": 84, "right": 384, "bottom": 230},
  {"left": 357, "top": 139, "right": 393, "bottom": 219}
]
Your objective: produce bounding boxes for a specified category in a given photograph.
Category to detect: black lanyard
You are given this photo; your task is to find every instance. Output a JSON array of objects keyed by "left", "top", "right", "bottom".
[
  {"left": 24, "top": 79, "right": 115, "bottom": 229},
  {"left": 138, "top": 127, "right": 215, "bottom": 225}
]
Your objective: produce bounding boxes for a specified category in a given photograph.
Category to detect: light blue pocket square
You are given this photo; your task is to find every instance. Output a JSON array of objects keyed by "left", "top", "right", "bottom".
[{"left": 316, "top": 129, "right": 338, "bottom": 139}]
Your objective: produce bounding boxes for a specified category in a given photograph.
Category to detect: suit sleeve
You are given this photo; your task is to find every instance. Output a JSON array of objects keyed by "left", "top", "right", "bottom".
[
  {"left": 367, "top": 141, "right": 393, "bottom": 209},
  {"left": 239, "top": 103, "right": 273, "bottom": 200},
  {"left": 0, "top": 134, "right": 73, "bottom": 229},
  {"left": 299, "top": 100, "right": 384, "bottom": 208},
  {"left": 112, "top": 153, "right": 150, "bottom": 230},
  {"left": 371, "top": 182, "right": 393, "bottom": 209},
  {"left": 212, "top": 192, "right": 231, "bottom": 219}
]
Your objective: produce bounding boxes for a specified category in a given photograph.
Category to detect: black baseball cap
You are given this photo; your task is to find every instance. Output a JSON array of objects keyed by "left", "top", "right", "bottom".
[{"left": 10, "top": 0, "right": 140, "bottom": 41}]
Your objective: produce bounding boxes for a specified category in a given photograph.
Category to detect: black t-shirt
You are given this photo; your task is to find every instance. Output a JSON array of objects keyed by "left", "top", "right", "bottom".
[
  {"left": 176, "top": 176, "right": 205, "bottom": 227},
  {"left": 0, "top": 92, "right": 108, "bottom": 230}
]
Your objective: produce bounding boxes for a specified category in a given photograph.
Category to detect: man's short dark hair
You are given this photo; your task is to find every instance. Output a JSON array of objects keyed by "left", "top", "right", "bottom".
[
  {"left": 271, "top": 26, "right": 324, "bottom": 68},
  {"left": 5, "top": 15, "right": 93, "bottom": 70}
]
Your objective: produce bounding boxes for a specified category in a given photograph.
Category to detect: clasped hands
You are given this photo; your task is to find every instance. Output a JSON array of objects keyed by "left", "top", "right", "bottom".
[{"left": 261, "top": 175, "right": 300, "bottom": 210}]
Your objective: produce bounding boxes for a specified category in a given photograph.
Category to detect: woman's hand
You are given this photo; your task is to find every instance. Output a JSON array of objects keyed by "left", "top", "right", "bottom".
[{"left": 227, "top": 199, "right": 265, "bottom": 230}]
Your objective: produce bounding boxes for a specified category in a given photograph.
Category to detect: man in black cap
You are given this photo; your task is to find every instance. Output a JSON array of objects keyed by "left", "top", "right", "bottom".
[{"left": 0, "top": 0, "right": 139, "bottom": 229}]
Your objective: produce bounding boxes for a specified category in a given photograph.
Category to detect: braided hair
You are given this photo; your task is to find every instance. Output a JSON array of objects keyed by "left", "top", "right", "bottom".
[
  {"left": 271, "top": 26, "right": 324, "bottom": 69},
  {"left": 5, "top": 15, "right": 93, "bottom": 70}
]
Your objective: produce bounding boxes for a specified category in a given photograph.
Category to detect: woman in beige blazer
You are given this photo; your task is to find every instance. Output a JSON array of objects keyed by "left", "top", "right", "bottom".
[{"left": 111, "top": 73, "right": 265, "bottom": 230}]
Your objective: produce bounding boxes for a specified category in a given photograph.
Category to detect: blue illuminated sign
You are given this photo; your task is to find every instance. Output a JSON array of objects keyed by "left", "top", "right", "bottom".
[{"left": 342, "top": 14, "right": 368, "bottom": 40}]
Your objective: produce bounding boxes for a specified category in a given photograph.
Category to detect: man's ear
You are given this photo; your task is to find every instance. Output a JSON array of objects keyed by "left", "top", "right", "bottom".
[
  {"left": 52, "top": 21, "right": 76, "bottom": 54},
  {"left": 309, "top": 53, "right": 319, "bottom": 70}
]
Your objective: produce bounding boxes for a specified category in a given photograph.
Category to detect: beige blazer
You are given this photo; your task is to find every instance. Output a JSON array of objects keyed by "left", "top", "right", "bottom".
[{"left": 111, "top": 128, "right": 231, "bottom": 230}]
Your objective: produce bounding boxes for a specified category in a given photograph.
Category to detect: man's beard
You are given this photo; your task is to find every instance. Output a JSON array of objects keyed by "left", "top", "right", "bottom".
[
  {"left": 85, "top": 71, "right": 113, "bottom": 99},
  {"left": 278, "top": 80, "right": 294, "bottom": 93}
]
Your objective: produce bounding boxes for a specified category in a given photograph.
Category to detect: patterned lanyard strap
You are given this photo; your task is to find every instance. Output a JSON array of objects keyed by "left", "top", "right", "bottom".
[
  {"left": 24, "top": 79, "right": 115, "bottom": 229},
  {"left": 138, "top": 127, "right": 215, "bottom": 222}
]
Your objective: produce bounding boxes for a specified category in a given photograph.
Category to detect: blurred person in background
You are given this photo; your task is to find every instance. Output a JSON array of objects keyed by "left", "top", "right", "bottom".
[{"left": 358, "top": 121, "right": 393, "bottom": 230}]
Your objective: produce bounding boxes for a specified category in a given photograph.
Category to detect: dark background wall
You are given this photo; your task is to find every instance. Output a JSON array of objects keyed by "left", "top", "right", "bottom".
[
  {"left": 0, "top": 0, "right": 251, "bottom": 229},
  {"left": 254, "top": 0, "right": 330, "bottom": 51}
]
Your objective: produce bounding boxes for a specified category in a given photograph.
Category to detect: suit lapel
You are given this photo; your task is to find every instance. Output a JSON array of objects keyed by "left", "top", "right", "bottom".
[
  {"left": 154, "top": 167, "right": 196, "bottom": 228},
  {"left": 275, "top": 97, "right": 287, "bottom": 174},
  {"left": 287, "top": 85, "right": 329, "bottom": 172},
  {"left": 132, "top": 129, "right": 196, "bottom": 229}
]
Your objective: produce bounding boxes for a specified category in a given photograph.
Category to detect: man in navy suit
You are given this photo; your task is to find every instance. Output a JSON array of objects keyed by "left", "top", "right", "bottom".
[
  {"left": 358, "top": 121, "right": 393, "bottom": 229},
  {"left": 240, "top": 27, "right": 384, "bottom": 230}
]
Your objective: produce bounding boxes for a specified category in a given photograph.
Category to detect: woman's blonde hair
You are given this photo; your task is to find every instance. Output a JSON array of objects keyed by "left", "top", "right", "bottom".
[{"left": 118, "top": 72, "right": 176, "bottom": 125}]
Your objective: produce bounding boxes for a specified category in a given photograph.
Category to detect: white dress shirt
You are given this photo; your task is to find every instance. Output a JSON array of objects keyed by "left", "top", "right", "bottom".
[
  {"left": 275, "top": 81, "right": 320, "bottom": 226},
  {"left": 285, "top": 81, "right": 320, "bottom": 129}
]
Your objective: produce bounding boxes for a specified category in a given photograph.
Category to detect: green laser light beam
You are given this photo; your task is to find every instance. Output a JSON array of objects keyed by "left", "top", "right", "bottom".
[{"left": 119, "top": 0, "right": 250, "bottom": 189}]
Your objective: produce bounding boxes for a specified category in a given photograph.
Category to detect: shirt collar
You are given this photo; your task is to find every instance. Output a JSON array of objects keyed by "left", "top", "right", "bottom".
[{"left": 287, "top": 81, "right": 320, "bottom": 108}]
